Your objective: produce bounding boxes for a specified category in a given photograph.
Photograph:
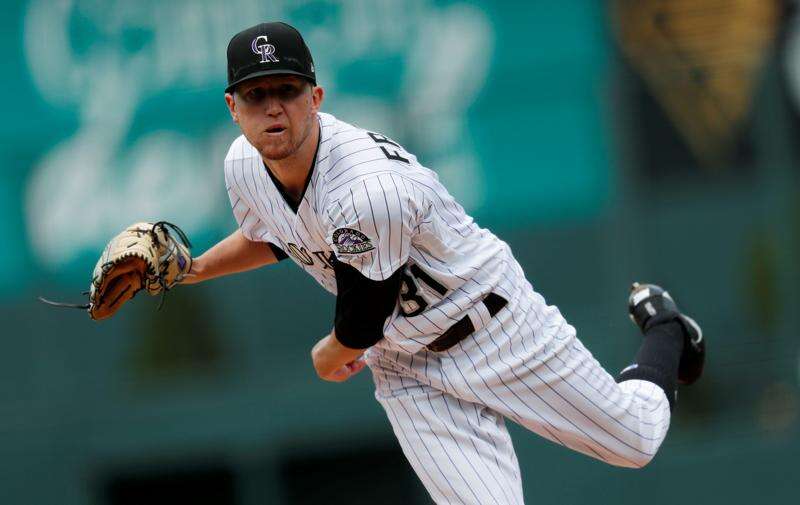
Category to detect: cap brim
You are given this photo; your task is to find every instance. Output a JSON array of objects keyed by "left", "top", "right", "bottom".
[{"left": 225, "top": 69, "right": 316, "bottom": 93}]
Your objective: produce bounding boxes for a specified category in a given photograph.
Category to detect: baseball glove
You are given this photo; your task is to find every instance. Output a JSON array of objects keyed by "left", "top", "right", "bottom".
[{"left": 39, "top": 221, "right": 192, "bottom": 320}]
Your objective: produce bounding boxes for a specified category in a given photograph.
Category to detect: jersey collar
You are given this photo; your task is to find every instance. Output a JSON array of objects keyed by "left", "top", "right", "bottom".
[{"left": 262, "top": 120, "right": 321, "bottom": 214}]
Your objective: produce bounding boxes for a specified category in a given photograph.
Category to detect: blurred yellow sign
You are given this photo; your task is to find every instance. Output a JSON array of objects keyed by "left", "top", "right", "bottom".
[{"left": 612, "top": 0, "right": 781, "bottom": 166}]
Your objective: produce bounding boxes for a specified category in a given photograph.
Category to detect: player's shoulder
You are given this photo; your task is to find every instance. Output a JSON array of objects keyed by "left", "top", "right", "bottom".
[
  {"left": 318, "top": 113, "right": 424, "bottom": 196},
  {"left": 320, "top": 113, "right": 413, "bottom": 167},
  {"left": 321, "top": 168, "right": 425, "bottom": 227}
]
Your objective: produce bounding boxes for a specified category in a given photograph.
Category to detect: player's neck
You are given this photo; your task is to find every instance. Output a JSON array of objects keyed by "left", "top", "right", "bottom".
[{"left": 262, "top": 121, "right": 320, "bottom": 201}]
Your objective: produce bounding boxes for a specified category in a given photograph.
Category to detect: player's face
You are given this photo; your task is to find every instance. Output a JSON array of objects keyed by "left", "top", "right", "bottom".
[{"left": 225, "top": 75, "right": 324, "bottom": 161}]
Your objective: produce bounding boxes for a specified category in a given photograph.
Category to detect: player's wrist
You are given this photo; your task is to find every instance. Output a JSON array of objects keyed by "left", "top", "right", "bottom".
[{"left": 182, "top": 256, "right": 206, "bottom": 284}]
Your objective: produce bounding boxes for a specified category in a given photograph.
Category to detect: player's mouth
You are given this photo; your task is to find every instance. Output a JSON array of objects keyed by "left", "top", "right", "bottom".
[{"left": 265, "top": 125, "right": 287, "bottom": 136}]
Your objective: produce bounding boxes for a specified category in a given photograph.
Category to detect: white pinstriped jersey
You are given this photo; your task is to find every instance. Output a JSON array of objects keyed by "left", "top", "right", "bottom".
[
  {"left": 224, "top": 112, "right": 511, "bottom": 354},
  {"left": 224, "top": 112, "right": 674, "bottom": 505}
]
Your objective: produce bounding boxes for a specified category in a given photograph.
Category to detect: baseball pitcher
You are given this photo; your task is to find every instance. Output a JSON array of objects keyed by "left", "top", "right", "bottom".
[{"left": 69, "top": 22, "right": 707, "bottom": 505}]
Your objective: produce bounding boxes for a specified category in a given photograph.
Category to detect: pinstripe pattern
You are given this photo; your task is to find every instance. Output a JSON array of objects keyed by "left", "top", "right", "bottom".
[
  {"left": 366, "top": 260, "right": 671, "bottom": 503},
  {"left": 224, "top": 112, "right": 674, "bottom": 504},
  {"left": 368, "top": 349, "right": 525, "bottom": 505},
  {"left": 224, "top": 112, "right": 510, "bottom": 352}
]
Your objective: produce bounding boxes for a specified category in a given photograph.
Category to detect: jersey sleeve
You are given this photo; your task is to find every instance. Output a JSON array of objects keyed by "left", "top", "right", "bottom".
[
  {"left": 325, "top": 173, "right": 419, "bottom": 281},
  {"left": 225, "top": 166, "right": 286, "bottom": 260},
  {"left": 333, "top": 258, "right": 403, "bottom": 349}
]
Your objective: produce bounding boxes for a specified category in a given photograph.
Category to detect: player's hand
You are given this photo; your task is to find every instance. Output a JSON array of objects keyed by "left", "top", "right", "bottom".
[
  {"left": 323, "top": 357, "right": 367, "bottom": 382},
  {"left": 311, "top": 332, "right": 367, "bottom": 382}
]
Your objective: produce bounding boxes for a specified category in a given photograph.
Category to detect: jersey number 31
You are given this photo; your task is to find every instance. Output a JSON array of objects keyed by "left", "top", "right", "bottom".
[{"left": 399, "top": 265, "right": 448, "bottom": 317}]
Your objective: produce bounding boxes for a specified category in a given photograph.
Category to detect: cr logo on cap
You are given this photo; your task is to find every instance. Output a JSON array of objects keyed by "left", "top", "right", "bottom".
[{"left": 251, "top": 35, "right": 279, "bottom": 63}]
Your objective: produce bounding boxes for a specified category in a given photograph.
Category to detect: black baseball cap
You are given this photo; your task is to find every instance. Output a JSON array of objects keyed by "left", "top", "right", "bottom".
[{"left": 225, "top": 22, "right": 316, "bottom": 94}]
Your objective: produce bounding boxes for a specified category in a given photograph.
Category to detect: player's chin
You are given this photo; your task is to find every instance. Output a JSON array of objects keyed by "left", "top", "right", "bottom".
[{"left": 259, "top": 141, "right": 295, "bottom": 161}]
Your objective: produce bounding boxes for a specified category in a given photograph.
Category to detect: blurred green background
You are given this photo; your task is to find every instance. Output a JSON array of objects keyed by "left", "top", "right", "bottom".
[{"left": 1, "top": 0, "right": 798, "bottom": 503}]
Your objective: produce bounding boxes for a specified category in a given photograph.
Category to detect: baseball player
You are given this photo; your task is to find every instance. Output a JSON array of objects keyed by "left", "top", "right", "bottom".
[{"left": 183, "top": 22, "right": 706, "bottom": 504}]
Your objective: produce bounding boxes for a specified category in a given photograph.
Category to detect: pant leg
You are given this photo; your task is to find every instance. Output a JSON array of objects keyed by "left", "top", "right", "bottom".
[
  {"left": 367, "top": 350, "right": 525, "bottom": 505},
  {"left": 441, "top": 279, "right": 672, "bottom": 469}
]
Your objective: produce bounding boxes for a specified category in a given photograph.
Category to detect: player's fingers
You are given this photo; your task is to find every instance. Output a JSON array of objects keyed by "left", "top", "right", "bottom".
[
  {"left": 346, "top": 358, "right": 367, "bottom": 375},
  {"left": 327, "top": 365, "right": 355, "bottom": 382},
  {"left": 326, "top": 372, "right": 347, "bottom": 382},
  {"left": 325, "top": 359, "right": 367, "bottom": 382}
]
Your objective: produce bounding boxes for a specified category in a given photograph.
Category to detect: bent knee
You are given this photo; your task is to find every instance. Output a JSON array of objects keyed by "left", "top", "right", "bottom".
[
  {"left": 602, "top": 447, "right": 658, "bottom": 469},
  {"left": 617, "top": 451, "right": 657, "bottom": 469},
  {"left": 628, "top": 451, "right": 656, "bottom": 469}
]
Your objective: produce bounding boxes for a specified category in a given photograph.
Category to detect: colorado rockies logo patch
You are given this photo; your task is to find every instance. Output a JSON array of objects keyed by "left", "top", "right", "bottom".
[{"left": 332, "top": 228, "right": 374, "bottom": 254}]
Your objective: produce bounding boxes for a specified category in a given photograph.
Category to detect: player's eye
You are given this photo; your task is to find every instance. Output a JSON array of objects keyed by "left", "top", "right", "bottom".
[
  {"left": 275, "top": 84, "right": 303, "bottom": 101},
  {"left": 243, "top": 87, "right": 267, "bottom": 103},
  {"left": 239, "top": 83, "right": 304, "bottom": 105}
]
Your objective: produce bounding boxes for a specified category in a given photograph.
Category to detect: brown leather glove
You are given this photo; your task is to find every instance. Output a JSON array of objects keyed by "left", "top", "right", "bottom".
[{"left": 40, "top": 221, "right": 192, "bottom": 320}]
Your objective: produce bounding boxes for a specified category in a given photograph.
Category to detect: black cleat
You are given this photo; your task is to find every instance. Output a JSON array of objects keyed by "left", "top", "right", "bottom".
[{"left": 628, "top": 283, "right": 706, "bottom": 385}]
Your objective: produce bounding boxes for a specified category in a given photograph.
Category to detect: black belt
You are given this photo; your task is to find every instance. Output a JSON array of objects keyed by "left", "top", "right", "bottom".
[{"left": 426, "top": 292, "right": 508, "bottom": 352}]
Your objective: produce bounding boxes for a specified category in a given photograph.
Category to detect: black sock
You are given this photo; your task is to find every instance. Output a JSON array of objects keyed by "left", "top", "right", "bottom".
[{"left": 616, "top": 320, "right": 684, "bottom": 410}]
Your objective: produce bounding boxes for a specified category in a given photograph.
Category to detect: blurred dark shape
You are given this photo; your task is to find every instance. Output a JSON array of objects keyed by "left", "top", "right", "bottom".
[
  {"left": 279, "top": 444, "right": 427, "bottom": 504},
  {"left": 611, "top": 0, "right": 784, "bottom": 168},
  {"left": 744, "top": 229, "right": 781, "bottom": 334},
  {"left": 618, "top": 65, "right": 756, "bottom": 178},
  {"left": 128, "top": 287, "right": 227, "bottom": 384},
  {"left": 792, "top": 185, "right": 800, "bottom": 260},
  {"left": 104, "top": 460, "right": 236, "bottom": 505},
  {"left": 755, "top": 381, "right": 799, "bottom": 436},
  {"left": 777, "top": 2, "right": 800, "bottom": 138}
]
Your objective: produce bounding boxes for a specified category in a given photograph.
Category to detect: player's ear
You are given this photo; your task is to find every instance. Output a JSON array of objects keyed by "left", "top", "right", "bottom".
[
  {"left": 310, "top": 85, "right": 324, "bottom": 114},
  {"left": 225, "top": 93, "right": 239, "bottom": 123}
]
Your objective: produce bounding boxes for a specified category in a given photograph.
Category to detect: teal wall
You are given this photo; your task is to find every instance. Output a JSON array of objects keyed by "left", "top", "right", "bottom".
[
  {"left": 1, "top": 0, "right": 612, "bottom": 296},
  {"left": 1, "top": 1, "right": 798, "bottom": 504}
]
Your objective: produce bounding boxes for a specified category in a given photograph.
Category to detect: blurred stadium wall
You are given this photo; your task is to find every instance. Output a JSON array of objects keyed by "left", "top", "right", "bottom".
[{"left": 1, "top": 1, "right": 798, "bottom": 504}]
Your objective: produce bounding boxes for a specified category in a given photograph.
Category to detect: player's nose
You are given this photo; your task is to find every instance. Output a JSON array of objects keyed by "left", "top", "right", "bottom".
[{"left": 262, "top": 96, "right": 283, "bottom": 116}]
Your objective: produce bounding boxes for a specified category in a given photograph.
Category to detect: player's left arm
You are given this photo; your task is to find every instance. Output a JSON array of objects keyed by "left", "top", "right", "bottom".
[
  {"left": 312, "top": 173, "right": 417, "bottom": 381},
  {"left": 311, "top": 259, "right": 403, "bottom": 381}
]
